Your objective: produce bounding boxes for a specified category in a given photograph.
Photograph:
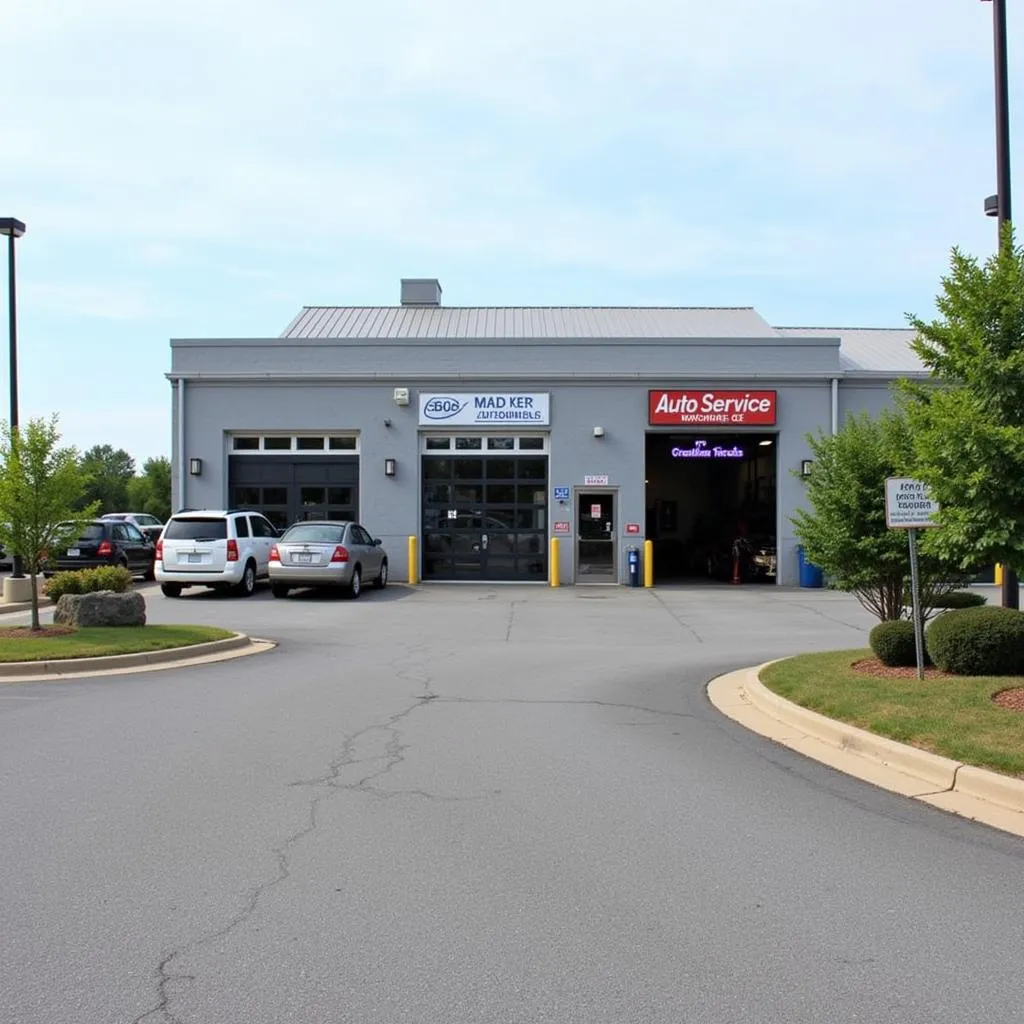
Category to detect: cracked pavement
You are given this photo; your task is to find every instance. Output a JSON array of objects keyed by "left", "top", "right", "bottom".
[{"left": 3, "top": 584, "right": 1024, "bottom": 1024}]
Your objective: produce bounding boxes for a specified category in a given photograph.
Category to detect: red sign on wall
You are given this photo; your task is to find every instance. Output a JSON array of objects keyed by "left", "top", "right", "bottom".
[{"left": 649, "top": 389, "right": 777, "bottom": 426}]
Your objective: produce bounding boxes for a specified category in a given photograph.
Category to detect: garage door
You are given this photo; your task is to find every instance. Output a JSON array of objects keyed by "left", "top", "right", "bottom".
[{"left": 229, "top": 456, "right": 359, "bottom": 532}]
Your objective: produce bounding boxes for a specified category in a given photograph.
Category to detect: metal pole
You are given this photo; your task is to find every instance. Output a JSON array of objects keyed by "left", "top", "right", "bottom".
[
  {"left": 7, "top": 231, "right": 23, "bottom": 579},
  {"left": 990, "top": 0, "right": 1018, "bottom": 609},
  {"left": 908, "top": 528, "right": 926, "bottom": 681},
  {"left": 7, "top": 231, "right": 16, "bottom": 430}
]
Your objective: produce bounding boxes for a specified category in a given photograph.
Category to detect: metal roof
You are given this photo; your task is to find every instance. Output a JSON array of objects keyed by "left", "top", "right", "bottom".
[
  {"left": 774, "top": 327, "right": 924, "bottom": 373},
  {"left": 280, "top": 305, "right": 778, "bottom": 340}
]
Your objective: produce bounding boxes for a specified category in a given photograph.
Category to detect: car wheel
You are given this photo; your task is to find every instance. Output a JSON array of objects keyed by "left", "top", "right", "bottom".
[
  {"left": 235, "top": 561, "right": 257, "bottom": 597},
  {"left": 374, "top": 560, "right": 388, "bottom": 589},
  {"left": 271, "top": 584, "right": 290, "bottom": 599},
  {"left": 161, "top": 583, "right": 182, "bottom": 598},
  {"left": 347, "top": 567, "right": 362, "bottom": 599}
]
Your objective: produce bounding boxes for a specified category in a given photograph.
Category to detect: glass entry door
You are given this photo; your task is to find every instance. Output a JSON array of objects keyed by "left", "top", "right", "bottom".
[{"left": 577, "top": 492, "right": 616, "bottom": 583}]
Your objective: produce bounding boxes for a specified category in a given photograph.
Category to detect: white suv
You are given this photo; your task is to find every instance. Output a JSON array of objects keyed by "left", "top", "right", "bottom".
[{"left": 155, "top": 509, "right": 279, "bottom": 598}]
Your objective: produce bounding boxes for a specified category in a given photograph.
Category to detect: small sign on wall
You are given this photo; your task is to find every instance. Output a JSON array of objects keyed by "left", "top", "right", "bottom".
[
  {"left": 553, "top": 521, "right": 571, "bottom": 535},
  {"left": 624, "top": 523, "right": 642, "bottom": 535},
  {"left": 553, "top": 486, "right": 570, "bottom": 501},
  {"left": 584, "top": 475, "right": 609, "bottom": 486}
]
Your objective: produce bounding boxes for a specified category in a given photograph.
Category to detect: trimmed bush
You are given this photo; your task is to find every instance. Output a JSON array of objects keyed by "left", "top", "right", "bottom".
[
  {"left": 869, "top": 619, "right": 921, "bottom": 667},
  {"left": 44, "top": 566, "right": 134, "bottom": 600},
  {"left": 904, "top": 590, "right": 987, "bottom": 612},
  {"left": 925, "top": 606, "right": 1024, "bottom": 676}
]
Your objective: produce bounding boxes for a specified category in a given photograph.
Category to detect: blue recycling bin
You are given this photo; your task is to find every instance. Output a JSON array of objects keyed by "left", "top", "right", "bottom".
[{"left": 797, "top": 546, "right": 823, "bottom": 589}]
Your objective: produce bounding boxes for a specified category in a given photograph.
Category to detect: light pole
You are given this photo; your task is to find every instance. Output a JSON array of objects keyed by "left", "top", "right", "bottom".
[
  {"left": 981, "top": 0, "right": 1016, "bottom": 609},
  {"left": 0, "top": 217, "right": 26, "bottom": 579}
]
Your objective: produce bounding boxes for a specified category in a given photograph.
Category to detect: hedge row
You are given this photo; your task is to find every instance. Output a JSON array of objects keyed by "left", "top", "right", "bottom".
[{"left": 870, "top": 605, "right": 1024, "bottom": 675}]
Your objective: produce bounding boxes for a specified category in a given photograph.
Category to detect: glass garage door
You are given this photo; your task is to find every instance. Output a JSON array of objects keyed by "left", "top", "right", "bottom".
[{"left": 421, "top": 443, "right": 548, "bottom": 582}]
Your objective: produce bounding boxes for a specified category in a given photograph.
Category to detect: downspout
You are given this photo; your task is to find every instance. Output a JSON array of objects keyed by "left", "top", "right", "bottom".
[
  {"left": 830, "top": 377, "right": 839, "bottom": 435},
  {"left": 177, "top": 378, "right": 186, "bottom": 511}
]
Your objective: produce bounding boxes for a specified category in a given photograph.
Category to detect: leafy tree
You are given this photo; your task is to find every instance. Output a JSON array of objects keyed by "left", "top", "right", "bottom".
[
  {"left": 0, "top": 416, "right": 100, "bottom": 630},
  {"left": 899, "top": 225, "right": 1024, "bottom": 590},
  {"left": 791, "top": 410, "right": 967, "bottom": 622},
  {"left": 126, "top": 456, "right": 172, "bottom": 521},
  {"left": 78, "top": 444, "right": 135, "bottom": 513}
]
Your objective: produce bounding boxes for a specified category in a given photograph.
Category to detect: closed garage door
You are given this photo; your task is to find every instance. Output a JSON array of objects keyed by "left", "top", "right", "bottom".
[{"left": 229, "top": 456, "right": 359, "bottom": 532}]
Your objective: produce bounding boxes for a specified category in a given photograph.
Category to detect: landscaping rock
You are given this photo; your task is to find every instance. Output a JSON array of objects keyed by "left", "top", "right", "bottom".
[{"left": 53, "top": 590, "right": 146, "bottom": 628}]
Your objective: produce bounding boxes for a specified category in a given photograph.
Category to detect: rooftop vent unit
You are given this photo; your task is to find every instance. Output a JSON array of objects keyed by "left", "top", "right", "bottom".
[{"left": 400, "top": 278, "right": 442, "bottom": 307}]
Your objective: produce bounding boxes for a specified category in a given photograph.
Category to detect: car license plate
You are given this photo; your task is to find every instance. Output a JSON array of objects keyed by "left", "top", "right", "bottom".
[
  {"left": 67, "top": 548, "right": 80, "bottom": 557},
  {"left": 294, "top": 553, "right": 314, "bottom": 564},
  {"left": 187, "top": 553, "right": 203, "bottom": 563}
]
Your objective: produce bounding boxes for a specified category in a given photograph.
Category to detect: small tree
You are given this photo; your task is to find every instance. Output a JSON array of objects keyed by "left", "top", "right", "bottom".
[
  {"left": 0, "top": 416, "right": 100, "bottom": 630},
  {"left": 900, "top": 225, "right": 1024, "bottom": 586},
  {"left": 792, "top": 410, "right": 966, "bottom": 621}
]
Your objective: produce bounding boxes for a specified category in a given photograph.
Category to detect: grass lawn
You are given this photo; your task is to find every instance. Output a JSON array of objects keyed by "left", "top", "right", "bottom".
[
  {"left": 760, "top": 650, "right": 1024, "bottom": 779},
  {"left": 0, "top": 625, "right": 236, "bottom": 663}
]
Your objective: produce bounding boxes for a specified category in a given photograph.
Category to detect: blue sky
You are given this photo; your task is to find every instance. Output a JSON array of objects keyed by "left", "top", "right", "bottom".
[{"left": 1, "top": 0, "right": 1020, "bottom": 464}]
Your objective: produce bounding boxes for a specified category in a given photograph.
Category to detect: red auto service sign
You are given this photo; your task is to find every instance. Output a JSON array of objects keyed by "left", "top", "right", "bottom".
[{"left": 649, "top": 389, "right": 777, "bottom": 426}]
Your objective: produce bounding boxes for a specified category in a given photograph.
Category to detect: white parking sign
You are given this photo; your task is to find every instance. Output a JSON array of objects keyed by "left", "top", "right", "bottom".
[{"left": 885, "top": 477, "right": 940, "bottom": 529}]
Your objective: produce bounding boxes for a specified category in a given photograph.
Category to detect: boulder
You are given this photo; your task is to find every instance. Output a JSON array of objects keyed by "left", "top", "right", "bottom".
[{"left": 53, "top": 590, "right": 147, "bottom": 628}]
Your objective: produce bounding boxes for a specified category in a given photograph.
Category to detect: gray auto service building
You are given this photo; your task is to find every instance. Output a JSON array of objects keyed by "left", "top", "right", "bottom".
[{"left": 169, "top": 278, "right": 923, "bottom": 587}]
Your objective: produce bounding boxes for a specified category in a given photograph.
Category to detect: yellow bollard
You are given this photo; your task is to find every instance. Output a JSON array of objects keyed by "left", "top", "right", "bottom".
[
  {"left": 549, "top": 537, "right": 560, "bottom": 587},
  {"left": 644, "top": 539, "right": 654, "bottom": 588},
  {"left": 407, "top": 535, "right": 418, "bottom": 585},
  {"left": 995, "top": 563, "right": 1004, "bottom": 586}
]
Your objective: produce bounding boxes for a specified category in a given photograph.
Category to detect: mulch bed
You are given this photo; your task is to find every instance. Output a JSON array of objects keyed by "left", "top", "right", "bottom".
[
  {"left": 851, "top": 656, "right": 951, "bottom": 680},
  {"left": 0, "top": 625, "right": 77, "bottom": 639},
  {"left": 992, "top": 688, "right": 1024, "bottom": 712}
]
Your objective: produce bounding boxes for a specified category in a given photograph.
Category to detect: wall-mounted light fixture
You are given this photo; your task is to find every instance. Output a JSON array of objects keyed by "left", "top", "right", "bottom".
[
  {"left": 392, "top": 387, "right": 410, "bottom": 406},
  {"left": 384, "top": 458, "right": 396, "bottom": 477},
  {"left": 189, "top": 457, "right": 203, "bottom": 476},
  {"left": 801, "top": 459, "right": 814, "bottom": 477},
  {"left": 593, "top": 426, "right": 605, "bottom": 438},
  {"left": 759, "top": 439, "right": 774, "bottom": 447},
  {"left": 384, "top": 417, "right": 392, "bottom": 428}
]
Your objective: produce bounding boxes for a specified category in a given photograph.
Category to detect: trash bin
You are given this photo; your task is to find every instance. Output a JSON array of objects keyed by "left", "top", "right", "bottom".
[
  {"left": 797, "top": 545, "right": 823, "bottom": 589},
  {"left": 627, "top": 546, "right": 641, "bottom": 588}
]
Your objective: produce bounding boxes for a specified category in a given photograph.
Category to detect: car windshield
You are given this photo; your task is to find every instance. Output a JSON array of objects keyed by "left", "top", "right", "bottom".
[
  {"left": 282, "top": 525, "right": 346, "bottom": 545},
  {"left": 164, "top": 518, "right": 228, "bottom": 541}
]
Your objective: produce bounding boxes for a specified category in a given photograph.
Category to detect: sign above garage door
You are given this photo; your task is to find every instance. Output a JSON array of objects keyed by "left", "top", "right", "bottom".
[
  {"left": 648, "top": 389, "right": 777, "bottom": 426},
  {"left": 419, "top": 393, "right": 550, "bottom": 427}
]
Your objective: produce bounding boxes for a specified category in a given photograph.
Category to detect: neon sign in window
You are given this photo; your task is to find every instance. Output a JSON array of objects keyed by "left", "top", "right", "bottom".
[{"left": 670, "top": 440, "right": 745, "bottom": 459}]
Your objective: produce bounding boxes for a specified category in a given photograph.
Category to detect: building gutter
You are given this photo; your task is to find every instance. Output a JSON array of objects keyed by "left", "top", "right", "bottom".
[
  {"left": 177, "top": 378, "right": 186, "bottom": 510},
  {"left": 831, "top": 377, "right": 839, "bottom": 435}
]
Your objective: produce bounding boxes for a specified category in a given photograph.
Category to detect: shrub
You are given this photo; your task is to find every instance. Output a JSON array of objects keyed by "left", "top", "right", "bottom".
[
  {"left": 925, "top": 606, "right": 1024, "bottom": 676},
  {"left": 45, "top": 566, "right": 134, "bottom": 600},
  {"left": 869, "top": 619, "right": 922, "bottom": 667},
  {"left": 930, "top": 590, "right": 987, "bottom": 610}
]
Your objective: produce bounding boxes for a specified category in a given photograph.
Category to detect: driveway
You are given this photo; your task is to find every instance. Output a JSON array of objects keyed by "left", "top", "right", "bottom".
[{"left": 2, "top": 585, "right": 1023, "bottom": 1024}]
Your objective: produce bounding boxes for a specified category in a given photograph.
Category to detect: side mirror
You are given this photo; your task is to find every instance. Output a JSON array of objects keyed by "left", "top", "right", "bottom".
[{"left": 372, "top": 538, "right": 382, "bottom": 546}]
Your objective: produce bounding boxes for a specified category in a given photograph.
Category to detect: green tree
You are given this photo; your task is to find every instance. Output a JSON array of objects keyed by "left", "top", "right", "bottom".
[
  {"left": 791, "top": 410, "right": 966, "bottom": 622},
  {"left": 0, "top": 416, "right": 100, "bottom": 630},
  {"left": 900, "top": 225, "right": 1024, "bottom": 588},
  {"left": 78, "top": 444, "right": 136, "bottom": 513},
  {"left": 126, "top": 456, "right": 172, "bottom": 521}
]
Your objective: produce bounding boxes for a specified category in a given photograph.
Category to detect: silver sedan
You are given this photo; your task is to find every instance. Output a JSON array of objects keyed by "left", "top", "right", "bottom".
[{"left": 268, "top": 520, "right": 388, "bottom": 598}]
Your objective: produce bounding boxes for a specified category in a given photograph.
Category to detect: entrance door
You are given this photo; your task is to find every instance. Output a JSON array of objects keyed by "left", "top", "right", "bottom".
[{"left": 577, "top": 492, "right": 616, "bottom": 583}]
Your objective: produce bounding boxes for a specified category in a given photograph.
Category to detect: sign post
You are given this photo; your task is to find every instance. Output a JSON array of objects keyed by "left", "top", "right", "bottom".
[{"left": 885, "top": 478, "right": 941, "bottom": 680}]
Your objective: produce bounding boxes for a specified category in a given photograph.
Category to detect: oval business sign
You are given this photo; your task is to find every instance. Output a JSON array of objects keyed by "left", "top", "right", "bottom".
[{"left": 422, "top": 396, "right": 470, "bottom": 421}]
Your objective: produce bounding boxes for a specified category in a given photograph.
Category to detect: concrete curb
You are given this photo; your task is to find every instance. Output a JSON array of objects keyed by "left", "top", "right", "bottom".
[
  {"left": 0, "top": 632, "right": 272, "bottom": 681},
  {"left": 708, "top": 663, "right": 1024, "bottom": 838},
  {"left": 0, "top": 597, "right": 53, "bottom": 616}
]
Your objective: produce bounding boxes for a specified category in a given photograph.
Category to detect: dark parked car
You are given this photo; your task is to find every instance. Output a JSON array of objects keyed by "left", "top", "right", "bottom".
[{"left": 45, "top": 519, "right": 156, "bottom": 579}]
